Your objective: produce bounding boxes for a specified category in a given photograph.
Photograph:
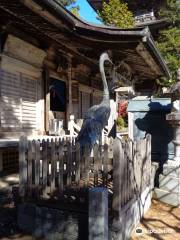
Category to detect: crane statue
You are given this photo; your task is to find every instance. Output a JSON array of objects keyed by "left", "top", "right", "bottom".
[{"left": 77, "top": 52, "right": 114, "bottom": 155}]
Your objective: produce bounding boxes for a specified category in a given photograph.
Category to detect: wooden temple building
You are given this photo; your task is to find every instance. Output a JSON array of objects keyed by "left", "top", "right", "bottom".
[{"left": 0, "top": 0, "right": 169, "bottom": 175}]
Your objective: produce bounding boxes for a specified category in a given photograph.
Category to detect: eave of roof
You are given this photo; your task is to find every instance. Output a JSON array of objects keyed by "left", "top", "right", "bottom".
[
  {"left": 0, "top": 0, "right": 170, "bottom": 80},
  {"left": 87, "top": 0, "right": 102, "bottom": 12},
  {"left": 38, "top": 0, "right": 170, "bottom": 78}
]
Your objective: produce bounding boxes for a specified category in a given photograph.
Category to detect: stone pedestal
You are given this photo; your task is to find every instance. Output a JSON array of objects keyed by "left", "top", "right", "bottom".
[
  {"left": 166, "top": 112, "right": 180, "bottom": 161},
  {"left": 89, "top": 188, "right": 108, "bottom": 240},
  {"left": 154, "top": 112, "right": 180, "bottom": 207}
]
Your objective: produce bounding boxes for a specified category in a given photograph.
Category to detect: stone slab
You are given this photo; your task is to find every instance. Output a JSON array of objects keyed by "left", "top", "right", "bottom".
[
  {"left": 159, "top": 174, "right": 179, "bottom": 193},
  {"left": 154, "top": 188, "right": 180, "bottom": 207},
  {"left": 127, "top": 99, "right": 174, "bottom": 161},
  {"left": 162, "top": 162, "right": 180, "bottom": 178},
  {"left": 128, "top": 98, "right": 172, "bottom": 112}
]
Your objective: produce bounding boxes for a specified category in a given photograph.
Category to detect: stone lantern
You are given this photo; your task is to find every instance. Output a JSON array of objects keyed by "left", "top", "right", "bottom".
[
  {"left": 155, "top": 70, "right": 180, "bottom": 207},
  {"left": 166, "top": 112, "right": 180, "bottom": 162},
  {"left": 167, "top": 69, "right": 180, "bottom": 162}
]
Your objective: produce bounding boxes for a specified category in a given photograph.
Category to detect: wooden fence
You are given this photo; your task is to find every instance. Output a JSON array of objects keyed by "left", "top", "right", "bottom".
[
  {"left": 113, "top": 134, "right": 151, "bottom": 210},
  {"left": 19, "top": 136, "right": 113, "bottom": 200},
  {"left": 19, "top": 134, "right": 151, "bottom": 209}
]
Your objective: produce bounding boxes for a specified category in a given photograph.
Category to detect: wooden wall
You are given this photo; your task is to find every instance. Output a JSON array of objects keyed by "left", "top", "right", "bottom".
[
  {"left": 0, "top": 34, "right": 46, "bottom": 138},
  {"left": 0, "top": 34, "right": 103, "bottom": 138}
]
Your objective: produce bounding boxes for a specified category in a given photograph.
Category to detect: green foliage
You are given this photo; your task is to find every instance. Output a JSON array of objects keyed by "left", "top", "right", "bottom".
[
  {"left": 57, "top": 0, "right": 76, "bottom": 7},
  {"left": 70, "top": 6, "right": 80, "bottom": 17},
  {"left": 97, "top": 0, "right": 134, "bottom": 28},
  {"left": 159, "top": 0, "right": 180, "bottom": 24},
  {"left": 56, "top": 0, "right": 79, "bottom": 16},
  {"left": 156, "top": 0, "right": 180, "bottom": 87},
  {"left": 116, "top": 116, "right": 127, "bottom": 131}
]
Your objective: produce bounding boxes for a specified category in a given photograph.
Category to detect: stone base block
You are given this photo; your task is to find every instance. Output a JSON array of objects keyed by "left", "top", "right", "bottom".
[
  {"left": 111, "top": 186, "right": 152, "bottom": 240},
  {"left": 154, "top": 188, "right": 180, "bottom": 207},
  {"left": 162, "top": 161, "right": 180, "bottom": 178},
  {"left": 154, "top": 160, "right": 180, "bottom": 207},
  {"left": 159, "top": 174, "right": 179, "bottom": 193}
]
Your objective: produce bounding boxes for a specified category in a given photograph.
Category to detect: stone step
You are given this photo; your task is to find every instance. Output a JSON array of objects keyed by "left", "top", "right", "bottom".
[
  {"left": 162, "top": 162, "right": 180, "bottom": 178},
  {"left": 154, "top": 188, "right": 180, "bottom": 207},
  {"left": 159, "top": 174, "right": 179, "bottom": 193}
]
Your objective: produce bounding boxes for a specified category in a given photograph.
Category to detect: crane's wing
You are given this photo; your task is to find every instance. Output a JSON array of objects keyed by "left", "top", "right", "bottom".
[
  {"left": 77, "top": 106, "right": 110, "bottom": 148},
  {"left": 77, "top": 118, "right": 103, "bottom": 155}
]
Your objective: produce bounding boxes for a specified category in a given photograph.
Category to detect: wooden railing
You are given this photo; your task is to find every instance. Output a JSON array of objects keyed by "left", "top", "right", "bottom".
[
  {"left": 67, "top": 114, "right": 114, "bottom": 144},
  {"left": 135, "top": 11, "right": 156, "bottom": 23},
  {"left": 19, "top": 136, "right": 113, "bottom": 200},
  {"left": 68, "top": 115, "right": 82, "bottom": 137}
]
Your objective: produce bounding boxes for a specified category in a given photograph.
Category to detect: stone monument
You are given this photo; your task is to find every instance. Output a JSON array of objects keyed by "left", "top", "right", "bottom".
[{"left": 155, "top": 70, "right": 180, "bottom": 207}]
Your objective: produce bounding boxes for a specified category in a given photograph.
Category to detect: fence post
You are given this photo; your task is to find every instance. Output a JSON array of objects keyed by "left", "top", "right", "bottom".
[
  {"left": 112, "top": 137, "right": 123, "bottom": 229},
  {"left": 19, "top": 135, "right": 28, "bottom": 199},
  {"left": 42, "top": 139, "right": 48, "bottom": 198},
  {"left": 27, "top": 140, "right": 33, "bottom": 198},
  {"left": 75, "top": 143, "right": 81, "bottom": 184},
  {"left": 89, "top": 187, "right": 108, "bottom": 240},
  {"left": 50, "top": 139, "right": 56, "bottom": 195},
  {"left": 58, "top": 139, "right": 64, "bottom": 193}
]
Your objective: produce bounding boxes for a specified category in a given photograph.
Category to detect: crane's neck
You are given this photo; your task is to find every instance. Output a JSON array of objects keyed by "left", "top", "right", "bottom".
[{"left": 100, "top": 59, "right": 109, "bottom": 102}]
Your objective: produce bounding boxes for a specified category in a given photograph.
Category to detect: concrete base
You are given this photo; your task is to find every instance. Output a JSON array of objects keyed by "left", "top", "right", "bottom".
[
  {"left": 154, "top": 160, "right": 180, "bottom": 207},
  {"left": 18, "top": 186, "right": 152, "bottom": 240},
  {"left": 110, "top": 186, "right": 152, "bottom": 240}
]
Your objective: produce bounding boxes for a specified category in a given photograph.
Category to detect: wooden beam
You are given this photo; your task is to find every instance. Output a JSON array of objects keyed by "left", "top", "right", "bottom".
[
  {"left": 0, "top": 1, "right": 98, "bottom": 68},
  {"left": 67, "top": 55, "right": 73, "bottom": 123},
  {"left": 136, "top": 42, "right": 161, "bottom": 75},
  {"left": 0, "top": 150, "right": 3, "bottom": 173},
  {"left": 44, "top": 68, "right": 50, "bottom": 133}
]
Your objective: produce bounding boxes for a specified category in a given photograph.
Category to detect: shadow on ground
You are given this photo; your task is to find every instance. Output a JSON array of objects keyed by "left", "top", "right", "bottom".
[{"left": 131, "top": 199, "right": 180, "bottom": 240}]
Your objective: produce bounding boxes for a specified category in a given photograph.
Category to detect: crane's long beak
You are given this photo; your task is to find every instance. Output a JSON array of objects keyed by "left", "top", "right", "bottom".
[{"left": 106, "top": 56, "right": 113, "bottom": 66}]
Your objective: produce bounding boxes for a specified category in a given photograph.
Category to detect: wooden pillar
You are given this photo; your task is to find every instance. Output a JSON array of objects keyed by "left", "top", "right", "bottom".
[
  {"left": 112, "top": 137, "right": 123, "bottom": 229},
  {"left": 0, "top": 150, "right": 3, "bottom": 173},
  {"left": 44, "top": 68, "right": 50, "bottom": 133},
  {"left": 19, "top": 135, "right": 28, "bottom": 198},
  {"left": 67, "top": 55, "right": 73, "bottom": 123}
]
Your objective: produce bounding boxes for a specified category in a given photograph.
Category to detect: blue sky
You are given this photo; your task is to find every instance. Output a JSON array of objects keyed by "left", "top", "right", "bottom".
[{"left": 76, "top": 0, "right": 101, "bottom": 24}]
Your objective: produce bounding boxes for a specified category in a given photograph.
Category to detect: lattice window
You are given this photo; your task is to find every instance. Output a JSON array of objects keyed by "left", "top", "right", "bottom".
[{"left": 0, "top": 69, "right": 37, "bottom": 129}]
